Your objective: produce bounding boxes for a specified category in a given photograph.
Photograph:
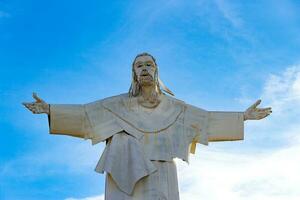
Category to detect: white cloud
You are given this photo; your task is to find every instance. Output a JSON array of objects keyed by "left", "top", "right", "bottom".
[
  {"left": 176, "top": 65, "right": 300, "bottom": 199},
  {"left": 262, "top": 65, "right": 300, "bottom": 115},
  {"left": 177, "top": 136, "right": 300, "bottom": 200}
]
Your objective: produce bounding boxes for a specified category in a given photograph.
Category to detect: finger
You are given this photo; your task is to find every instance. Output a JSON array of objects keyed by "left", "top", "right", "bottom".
[
  {"left": 258, "top": 113, "right": 270, "bottom": 119},
  {"left": 22, "top": 102, "right": 30, "bottom": 106},
  {"left": 23, "top": 102, "right": 34, "bottom": 108},
  {"left": 23, "top": 104, "right": 37, "bottom": 113},
  {"left": 259, "top": 109, "right": 272, "bottom": 115},
  {"left": 251, "top": 99, "right": 262, "bottom": 109},
  {"left": 257, "top": 112, "right": 269, "bottom": 117},
  {"left": 32, "top": 92, "right": 41, "bottom": 101},
  {"left": 258, "top": 107, "right": 272, "bottom": 111},
  {"left": 32, "top": 92, "right": 43, "bottom": 102},
  {"left": 28, "top": 106, "right": 36, "bottom": 112}
]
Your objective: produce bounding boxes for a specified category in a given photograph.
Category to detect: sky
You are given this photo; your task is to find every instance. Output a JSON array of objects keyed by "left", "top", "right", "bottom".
[{"left": 1, "top": 0, "right": 300, "bottom": 199}]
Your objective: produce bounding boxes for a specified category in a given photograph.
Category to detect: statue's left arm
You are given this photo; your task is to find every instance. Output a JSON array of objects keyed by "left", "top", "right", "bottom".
[
  {"left": 23, "top": 93, "right": 92, "bottom": 138},
  {"left": 207, "top": 111, "right": 244, "bottom": 142},
  {"left": 48, "top": 104, "right": 91, "bottom": 138},
  {"left": 207, "top": 100, "right": 272, "bottom": 142},
  {"left": 24, "top": 93, "right": 124, "bottom": 144}
]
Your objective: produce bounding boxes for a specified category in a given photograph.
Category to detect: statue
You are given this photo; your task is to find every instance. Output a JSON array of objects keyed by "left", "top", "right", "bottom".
[{"left": 23, "top": 53, "right": 272, "bottom": 200}]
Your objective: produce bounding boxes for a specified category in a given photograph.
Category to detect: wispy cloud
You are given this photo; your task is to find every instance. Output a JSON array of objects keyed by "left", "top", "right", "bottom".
[
  {"left": 262, "top": 65, "right": 300, "bottom": 114},
  {"left": 214, "top": 0, "right": 243, "bottom": 28}
]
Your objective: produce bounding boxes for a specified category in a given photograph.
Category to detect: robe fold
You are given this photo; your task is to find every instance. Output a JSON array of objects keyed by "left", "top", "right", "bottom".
[{"left": 49, "top": 93, "right": 244, "bottom": 200}]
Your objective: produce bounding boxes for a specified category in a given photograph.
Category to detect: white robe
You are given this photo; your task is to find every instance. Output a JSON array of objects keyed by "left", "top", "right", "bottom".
[{"left": 48, "top": 94, "right": 244, "bottom": 200}]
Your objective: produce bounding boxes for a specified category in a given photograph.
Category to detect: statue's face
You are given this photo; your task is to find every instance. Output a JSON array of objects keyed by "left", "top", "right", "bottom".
[{"left": 133, "top": 55, "right": 157, "bottom": 86}]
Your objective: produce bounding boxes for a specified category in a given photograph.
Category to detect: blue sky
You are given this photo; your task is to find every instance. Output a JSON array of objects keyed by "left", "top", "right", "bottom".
[{"left": 1, "top": 0, "right": 300, "bottom": 200}]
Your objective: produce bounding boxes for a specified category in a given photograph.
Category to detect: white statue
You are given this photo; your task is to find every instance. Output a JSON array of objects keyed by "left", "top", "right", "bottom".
[{"left": 23, "top": 53, "right": 272, "bottom": 200}]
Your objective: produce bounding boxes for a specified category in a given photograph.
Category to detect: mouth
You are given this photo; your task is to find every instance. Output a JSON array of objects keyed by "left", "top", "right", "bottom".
[
  {"left": 140, "top": 73, "right": 152, "bottom": 78},
  {"left": 141, "top": 74, "right": 150, "bottom": 77},
  {"left": 139, "top": 73, "right": 154, "bottom": 84}
]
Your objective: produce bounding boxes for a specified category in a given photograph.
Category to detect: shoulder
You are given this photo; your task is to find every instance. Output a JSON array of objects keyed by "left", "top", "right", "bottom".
[
  {"left": 164, "top": 95, "right": 206, "bottom": 112},
  {"left": 164, "top": 94, "right": 185, "bottom": 105},
  {"left": 85, "top": 93, "right": 128, "bottom": 107}
]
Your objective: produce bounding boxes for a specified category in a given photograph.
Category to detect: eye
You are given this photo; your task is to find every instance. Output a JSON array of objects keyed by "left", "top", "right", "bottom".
[{"left": 137, "top": 65, "right": 143, "bottom": 68}]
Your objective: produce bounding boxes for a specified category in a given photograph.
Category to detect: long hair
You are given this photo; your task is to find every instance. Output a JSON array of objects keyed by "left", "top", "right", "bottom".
[{"left": 129, "top": 53, "right": 162, "bottom": 97}]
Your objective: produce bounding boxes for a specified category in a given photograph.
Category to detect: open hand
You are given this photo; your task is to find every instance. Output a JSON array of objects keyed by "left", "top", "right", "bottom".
[
  {"left": 244, "top": 100, "right": 272, "bottom": 121},
  {"left": 23, "top": 93, "right": 49, "bottom": 114}
]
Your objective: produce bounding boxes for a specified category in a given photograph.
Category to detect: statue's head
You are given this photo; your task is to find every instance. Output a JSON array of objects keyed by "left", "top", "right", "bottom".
[{"left": 129, "top": 53, "right": 174, "bottom": 97}]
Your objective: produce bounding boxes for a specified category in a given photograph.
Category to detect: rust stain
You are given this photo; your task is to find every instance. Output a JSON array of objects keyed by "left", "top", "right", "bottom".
[{"left": 144, "top": 133, "right": 149, "bottom": 144}]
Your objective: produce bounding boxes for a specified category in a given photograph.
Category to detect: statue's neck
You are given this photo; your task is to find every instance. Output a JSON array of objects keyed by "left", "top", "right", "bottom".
[
  {"left": 138, "top": 85, "right": 161, "bottom": 108},
  {"left": 141, "top": 85, "right": 155, "bottom": 99}
]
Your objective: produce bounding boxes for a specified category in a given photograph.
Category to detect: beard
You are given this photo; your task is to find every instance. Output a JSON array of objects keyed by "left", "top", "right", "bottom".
[
  {"left": 136, "top": 74, "right": 160, "bottom": 107},
  {"left": 138, "top": 74, "right": 155, "bottom": 86},
  {"left": 129, "top": 71, "right": 161, "bottom": 108}
]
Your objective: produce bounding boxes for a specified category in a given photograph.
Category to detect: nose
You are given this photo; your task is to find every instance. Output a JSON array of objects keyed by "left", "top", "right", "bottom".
[
  {"left": 140, "top": 69, "right": 149, "bottom": 75},
  {"left": 144, "top": 65, "right": 152, "bottom": 71}
]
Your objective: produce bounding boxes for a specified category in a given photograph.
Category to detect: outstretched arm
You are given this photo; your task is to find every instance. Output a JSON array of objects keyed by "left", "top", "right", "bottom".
[
  {"left": 23, "top": 93, "right": 90, "bottom": 138},
  {"left": 207, "top": 100, "right": 272, "bottom": 142}
]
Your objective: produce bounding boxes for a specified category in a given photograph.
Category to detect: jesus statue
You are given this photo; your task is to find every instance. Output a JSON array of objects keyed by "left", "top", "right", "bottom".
[{"left": 23, "top": 53, "right": 272, "bottom": 200}]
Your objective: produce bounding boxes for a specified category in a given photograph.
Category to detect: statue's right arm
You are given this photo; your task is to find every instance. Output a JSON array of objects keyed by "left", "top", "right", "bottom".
[{"left": 23, "top": 93, "right": 89, "bottom": 138}]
